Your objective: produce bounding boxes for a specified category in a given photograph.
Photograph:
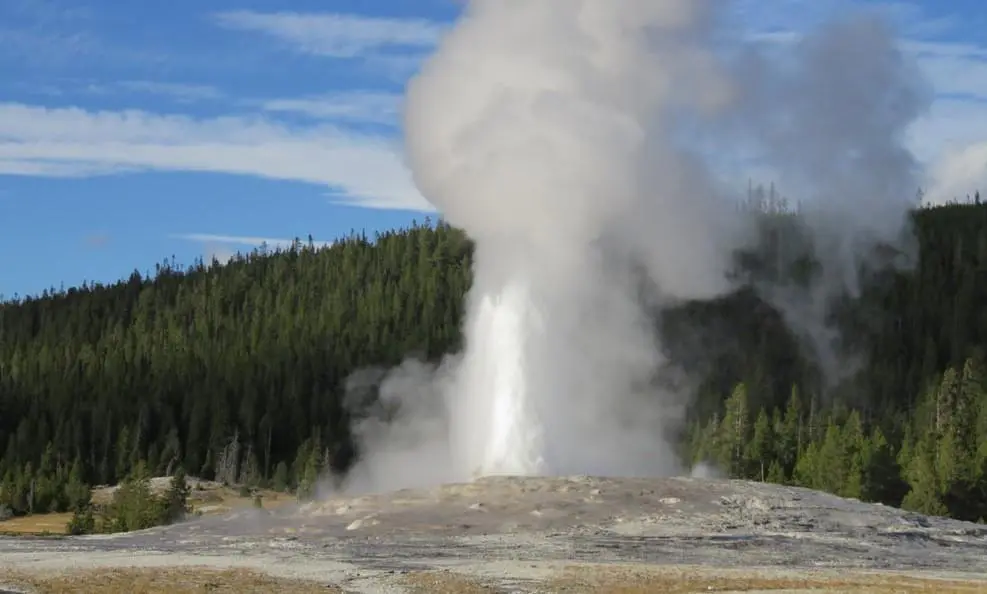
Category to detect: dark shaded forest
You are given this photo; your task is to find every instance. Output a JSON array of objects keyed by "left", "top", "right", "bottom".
[{"left": 2, "top": 199, "right": 987, "bottom": 524}]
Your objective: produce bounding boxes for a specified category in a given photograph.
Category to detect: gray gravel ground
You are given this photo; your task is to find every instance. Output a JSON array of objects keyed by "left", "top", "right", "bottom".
[{"left": 2, "top": 476, "right": 986, "bottom": 592}]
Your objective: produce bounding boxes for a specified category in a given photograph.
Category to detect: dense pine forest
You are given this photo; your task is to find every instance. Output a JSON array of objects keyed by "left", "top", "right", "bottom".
[{"left": 2, "top": 199, "right": 987, "bottom": 526}]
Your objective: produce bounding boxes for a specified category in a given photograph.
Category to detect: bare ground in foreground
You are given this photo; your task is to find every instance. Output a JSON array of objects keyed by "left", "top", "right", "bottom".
[
  {"left": 2, "top": 565, "right": 985, "bottom": 593},
  {"left": 2, "top": 476, "right": 986, "bottom": 593}
]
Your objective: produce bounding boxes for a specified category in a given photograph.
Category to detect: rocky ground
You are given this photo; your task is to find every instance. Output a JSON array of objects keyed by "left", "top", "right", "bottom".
[{"left": 2, "top": 476, "right": 986, "bottom": 592}]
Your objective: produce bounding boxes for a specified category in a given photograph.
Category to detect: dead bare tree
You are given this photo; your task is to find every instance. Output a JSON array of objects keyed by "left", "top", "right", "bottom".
[{"left": 215, "top": 430, "right": 241, "bottom": 486}]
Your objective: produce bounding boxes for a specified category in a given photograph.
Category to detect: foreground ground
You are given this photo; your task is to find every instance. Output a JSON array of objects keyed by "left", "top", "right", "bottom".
[{"left": 2, "top": 476, "right": 986, "bottom": 593}]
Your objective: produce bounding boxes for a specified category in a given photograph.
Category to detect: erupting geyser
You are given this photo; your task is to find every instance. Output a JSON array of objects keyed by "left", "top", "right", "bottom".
[
  {"left": 339, "top": 0, "right": 928, "bottom": 494},
  {"left": 457, "top": 277, "right": 546, "bottom": 476},
  {"left": 404, "top": 0, "right": 736, "bottom": 479}
]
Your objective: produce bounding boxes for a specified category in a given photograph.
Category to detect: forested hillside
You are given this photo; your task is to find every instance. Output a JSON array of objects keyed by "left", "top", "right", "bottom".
[{"left": 2, "top": 203, "right": 987, "bottom": 523}]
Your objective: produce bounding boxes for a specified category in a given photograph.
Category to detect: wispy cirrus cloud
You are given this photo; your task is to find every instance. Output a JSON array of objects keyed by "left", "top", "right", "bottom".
[
  {"left": 212, "top": 10, "right": 444, "bottom": 58},
  {"left": 7, "top": 2, "right": 987, "bottom": 213},
  {"left": 904, "top": 41, "right": 987, "bottom": 100},
  {"left": 109, "top": 81, "right": 224, "bottom": 102},
  {"left": 175, "top": 233, "right": 335, "bottom": 265},
  {"left": 0, "top": 102, "right": 433, "bottom": 211},
  {"left": 259, "top": 91, "right": 402, "bottom": 126},
  {"left": 174, "top": 233, "right": 333, "bottom": 250},
  {"left": 5, "top": 78, "right": 224, "bottom": 103}
]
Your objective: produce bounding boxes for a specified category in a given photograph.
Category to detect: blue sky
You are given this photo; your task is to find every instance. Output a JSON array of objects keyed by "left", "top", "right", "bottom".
[{"left": 2, "top": 0, "right": 987, "bottom": 298}]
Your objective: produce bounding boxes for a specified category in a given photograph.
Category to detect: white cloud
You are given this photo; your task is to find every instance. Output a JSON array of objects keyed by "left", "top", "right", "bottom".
[
  {"left": 364, "top": 53, "right": 433, "bottom": 81},
  {"left": 0, "top": 159, "right": 134, "bottom": 177},
  {"left": 0, "top": 102, "right": 434, "bottom": 211},
  {"left": 916, "top": 97, "right": 987, "bottom": 205},
  {"left": 906, "top": 42, "right": 987, "bottom": 99},
  {"left": 6, "top": 3, "right": 986, "bottom": 210},
  {"left": 7, "top": 79, "right": 224, "bottom": 102},
  {"left": 213, "top": 10, "right": 444, "bottom": 58},
  {"left": 904, "top": 43, "right": 987, "bottom": 203},
  {"left": 260, "top": 91, "right": 402, "bottom": 125},
  {"left": 908, "top": 99, "right": 987, "bottom": 159},
  {"left": 174, "top": 233, "right": 333, "bottom": 250},
  {"left": 175, "top": 233, "right": 336, "bottom": 266},
  {"left": 112, "top": 81, "right": 224, "bottom": 102},
  {"left": 924, "top": 143, "right": 987, "bottom": 204}
]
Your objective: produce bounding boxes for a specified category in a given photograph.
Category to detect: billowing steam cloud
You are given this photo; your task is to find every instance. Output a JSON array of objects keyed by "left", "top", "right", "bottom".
[
  {"left": 730, "top": 14, "right": 930, "bottom": 382},
  {"left": 338, "top": 0, "right": 930, "bottom": 494}
]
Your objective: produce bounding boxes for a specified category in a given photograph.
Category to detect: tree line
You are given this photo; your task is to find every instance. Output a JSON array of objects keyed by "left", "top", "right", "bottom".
[
  {"left": 1, "top": 201, "right": 987, "bottom": 525},
  {"left": 686, "top": 356, "right": 987, "bottom": 522}
]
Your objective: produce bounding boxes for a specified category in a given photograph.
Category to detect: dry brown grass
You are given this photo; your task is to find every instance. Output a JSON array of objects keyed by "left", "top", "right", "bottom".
[
  {"left": 2, "top": 564, "right": 986, "bottom": 594},
  {"left": 401, "top": 570, "right": 502, "bottom": 593},
  {"left": 185, "top": 487, "right": 293, "bottom": 516},
  {"left": 552, "top": 565, "right": 987, "bottom": 593},
  {"left": 0, "top": 513, "right": 73, "bottom": 536},
  {"left": 0, "top": 568, "right": 340, "bottom": 594}
]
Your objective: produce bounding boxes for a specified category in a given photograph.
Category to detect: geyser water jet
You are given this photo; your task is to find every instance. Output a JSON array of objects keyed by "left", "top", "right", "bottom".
[
  {"left": 459, "top": 278, "right": 545, "bottom": 476},
  {"left": 337, "top": 0, "right": 929, "bottom": 494},
  {"left": 447, "top": 243, "right": 682, "bottom": 478}
]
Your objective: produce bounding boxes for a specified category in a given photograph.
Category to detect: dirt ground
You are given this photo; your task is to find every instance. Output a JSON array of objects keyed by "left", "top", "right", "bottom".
[
  {"left": 0, "top": 567, "right": 341, "bottom": 594},
  {"left": 2, "top": 476, "right": 986, "bottom": 593},
  {"left": 551, "top": 564, "right": 987, "bottom": 593}
]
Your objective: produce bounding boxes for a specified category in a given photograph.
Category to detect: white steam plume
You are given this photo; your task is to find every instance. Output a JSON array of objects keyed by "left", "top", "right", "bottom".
[
  {"left": 730, "top": 14, "right": 931, "bottom": 383},
  {"left": 337, "top": 0, "right": 930, "bottom": 494},
  {"left": 403, "top": 0, "right": 740, "bottom": 481}
]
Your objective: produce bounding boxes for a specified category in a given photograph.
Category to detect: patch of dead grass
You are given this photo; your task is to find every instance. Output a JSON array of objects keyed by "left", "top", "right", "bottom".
[
  {"left": 2, "top": 563, "right": 986, "bottom": 594},
  {"left": 401, "top": 570, "right": 502, "bottom": 593},
  {"left": 0, "top": 567, "right": 340, "bottom": 594},
  {"left": 551, "top": 565, "right": 987, "bottom": 593},
  {"left": 193, "top": 488, "right": 293, "bottom": 515},
  {"left": 0, "top": 513, "right": 73, "bottom": 536}
]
